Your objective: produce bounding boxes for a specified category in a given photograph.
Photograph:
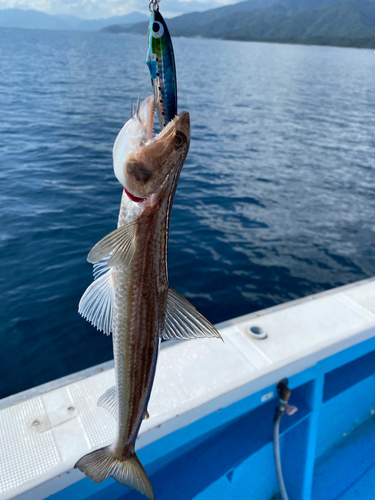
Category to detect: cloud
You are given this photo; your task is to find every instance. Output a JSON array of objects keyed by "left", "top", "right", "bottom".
[
  {"left": 158, "top": 0, "right": 225, "bottom": 14},
  {"left": 0, "top": 0, "right": 238, "bottom": 18},
  {"left": 0, "top": 0, "right": 52, "bottom": 13}
]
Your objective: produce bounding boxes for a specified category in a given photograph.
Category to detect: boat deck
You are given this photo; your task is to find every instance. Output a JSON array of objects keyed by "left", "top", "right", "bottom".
[
  {"left": 1, "top": 277, "right": 375, "bottom": 500},
  {"left": 313, "top": 415, "right": 375, "bottom": 499}
]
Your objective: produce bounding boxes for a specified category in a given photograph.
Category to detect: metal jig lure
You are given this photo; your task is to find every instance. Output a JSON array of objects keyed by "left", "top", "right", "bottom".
[{"left": 146, "top": 0, "right": 177, "bottom": 129}]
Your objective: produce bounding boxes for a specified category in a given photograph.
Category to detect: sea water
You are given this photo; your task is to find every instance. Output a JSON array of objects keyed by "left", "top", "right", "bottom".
[{"left": 0, "top": 28, "right": 374, "bottom": 398}]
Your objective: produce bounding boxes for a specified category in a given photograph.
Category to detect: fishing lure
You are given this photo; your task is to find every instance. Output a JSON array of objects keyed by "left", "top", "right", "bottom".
[{"left": 146, "top": 0, "right": 177, "bottom": 129}]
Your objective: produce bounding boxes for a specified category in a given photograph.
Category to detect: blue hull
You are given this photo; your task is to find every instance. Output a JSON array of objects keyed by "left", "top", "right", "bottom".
[{"left": 50, "top": 336, "right": 375, "bottom": 500}]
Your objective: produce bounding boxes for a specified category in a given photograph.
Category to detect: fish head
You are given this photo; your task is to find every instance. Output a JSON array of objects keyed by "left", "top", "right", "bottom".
[
  {"left": 126, "top": 111, "right": 190, "bottom": 200},
  {"left": 113, "top": 96, "right": 190, "bottom": 201}
]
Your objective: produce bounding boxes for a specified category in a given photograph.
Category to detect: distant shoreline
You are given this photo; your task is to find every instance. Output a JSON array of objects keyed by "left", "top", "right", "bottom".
[
  {"left": 171, "top": 34, "right": 375, "bottom": 51},
  {"left": 1, "top": 25, "right": 374, "bottom": 51},
  {"left": 222, "top": 35, "right": 375, "bottom": 51},
  {"left": 104, "top": 28, "right": 375, "bottom": 51}
]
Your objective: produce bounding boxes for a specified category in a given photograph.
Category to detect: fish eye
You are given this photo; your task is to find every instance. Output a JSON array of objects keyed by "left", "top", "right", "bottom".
[
  {"left": 152, "top": 22, "right": 164, "bottom": 38},
  {"left": 174, "top": 132, "right": 186, "bottom": 148}
]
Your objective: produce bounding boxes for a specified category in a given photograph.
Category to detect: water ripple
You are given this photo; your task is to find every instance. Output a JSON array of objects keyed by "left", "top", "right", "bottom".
[{"left": 0, "top": 28, "right": 374, "bottom": 398}]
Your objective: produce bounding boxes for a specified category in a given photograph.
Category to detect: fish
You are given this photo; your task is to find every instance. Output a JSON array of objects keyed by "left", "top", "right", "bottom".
[
  {"left": 75, "top": 96, "right": 222, "bottom": 500},
  {"left": 146, "top": 8, "right": 177, "bottom": 129}
]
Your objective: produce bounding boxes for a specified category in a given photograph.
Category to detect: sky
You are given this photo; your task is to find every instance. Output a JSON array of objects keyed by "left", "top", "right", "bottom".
[{"left": 0, "top": 0, "right": 240, "bottom": 19}]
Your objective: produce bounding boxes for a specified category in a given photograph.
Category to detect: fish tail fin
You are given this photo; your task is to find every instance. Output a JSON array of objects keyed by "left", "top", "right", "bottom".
[{"left": 75, "top": 446, "right": 154, "bottom": 500}]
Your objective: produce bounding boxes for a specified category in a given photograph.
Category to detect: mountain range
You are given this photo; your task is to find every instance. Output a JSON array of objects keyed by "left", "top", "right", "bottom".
[
  {"left": 0, "top": 9, "right": 148, "bottom": 31},
  {"left": 110, "top": 0, "right": 375, "bottom": 49},
  {"left": 1, "top": 1, "right": 375, "bottom": 49}
]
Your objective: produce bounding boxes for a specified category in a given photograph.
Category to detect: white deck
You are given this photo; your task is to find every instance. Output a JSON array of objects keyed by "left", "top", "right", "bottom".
[{"left": 1, "top": 278, "right": 375, "bottom": 500}]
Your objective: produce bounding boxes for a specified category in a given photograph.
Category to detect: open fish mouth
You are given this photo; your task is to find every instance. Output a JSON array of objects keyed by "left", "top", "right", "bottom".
[
  {"left": 114, "top": 95, "right": 190, "bottom": 203},
  {"left": 131, "top": 95, "right": 183, "bottom": 149}
]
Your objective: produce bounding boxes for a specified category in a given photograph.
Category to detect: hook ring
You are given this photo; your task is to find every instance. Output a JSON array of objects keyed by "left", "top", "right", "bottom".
[{"left": 149, "top": 0, "right": 160, "bottom": 12}]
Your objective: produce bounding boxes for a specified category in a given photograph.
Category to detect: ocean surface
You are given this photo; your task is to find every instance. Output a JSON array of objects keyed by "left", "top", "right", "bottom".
[{"left": 0, "top": 28, "right": 374, "bottom": 399}]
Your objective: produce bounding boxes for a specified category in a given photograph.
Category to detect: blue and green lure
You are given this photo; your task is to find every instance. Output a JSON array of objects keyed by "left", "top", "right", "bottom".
[{"left": 146, "top": 3, "right": 177, "bottom": 129}]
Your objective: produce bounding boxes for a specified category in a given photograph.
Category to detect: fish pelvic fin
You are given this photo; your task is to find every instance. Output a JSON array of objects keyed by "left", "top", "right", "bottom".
[
  {"left": 161, "top": 288, "right": 223, "bottom": 341},
  {"left": 75, "top": 447, "right": 154, "bottom": 500}
]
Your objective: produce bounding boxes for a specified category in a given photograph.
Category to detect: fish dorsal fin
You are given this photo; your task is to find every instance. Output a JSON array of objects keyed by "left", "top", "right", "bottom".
[
  {"left": 162, "top": 288, "right": 223, "bottom": 341},
  {"left": 88, "top": 220, "right": 136, "bottom": 268},
  {"left": 98, "top": 385, "right": 117, "bottom": 419},
  {"left": 78, "top": 265, "right": 114, "bottom": 335}
]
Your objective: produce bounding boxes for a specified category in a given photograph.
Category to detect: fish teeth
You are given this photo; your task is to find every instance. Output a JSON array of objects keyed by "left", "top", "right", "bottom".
[
  {"left": 151, "top": 114, "right": 180, "bottom": 141},
  {"left": 131, "top": 98, "right": 143, "bottom": 122},
  {"left": 130, "top": 97, "right": 145, "bottom": 121}
]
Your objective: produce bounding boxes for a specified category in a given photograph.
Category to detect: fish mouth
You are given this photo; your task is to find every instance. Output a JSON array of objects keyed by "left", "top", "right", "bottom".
[
  {"left": 123, "top": 98, "right": 190, "bottom": 204},
  {"left": 137, "top": 96, "right": 188, "bottom": 147}
]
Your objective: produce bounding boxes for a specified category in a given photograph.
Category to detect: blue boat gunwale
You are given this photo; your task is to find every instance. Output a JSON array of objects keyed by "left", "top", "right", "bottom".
[
  {"left": 3, "top": 275, "right": 374, "bottom": 414},
  {"left": 3, "top": 277, "right": 375, "bottom": 500},
  {"left": 45, "top": 334, "right": 375, "bottom": 500}
]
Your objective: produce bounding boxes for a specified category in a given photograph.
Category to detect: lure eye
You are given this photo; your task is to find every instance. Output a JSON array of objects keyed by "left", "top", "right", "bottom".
[
  {"left": 152, "top": 21, "right": 164, "bottom": 38},
  {"left": 174, "top": 132, "right": 186, "bottom": 148}
]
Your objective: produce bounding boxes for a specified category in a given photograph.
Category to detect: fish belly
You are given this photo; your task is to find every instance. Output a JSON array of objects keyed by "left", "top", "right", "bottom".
[{"left": 113, "top": 202, "right": 167, "bottom": 456}]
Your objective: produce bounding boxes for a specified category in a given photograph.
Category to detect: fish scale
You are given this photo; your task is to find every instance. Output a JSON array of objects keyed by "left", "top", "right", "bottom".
[
  {"left": 76, "top": 99, "right": 221, "bottom": 499},
  {"left": 112, "top": 195, "right": 167, "bottom": 456}
]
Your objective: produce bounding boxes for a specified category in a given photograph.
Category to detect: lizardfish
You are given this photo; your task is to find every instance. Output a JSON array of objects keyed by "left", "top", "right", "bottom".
[
  {"left": 75, "top": 97, "right": 221, "bottom": 500},
  {"left": 146, "top": 8, "right": 177, "bottom": 129}
]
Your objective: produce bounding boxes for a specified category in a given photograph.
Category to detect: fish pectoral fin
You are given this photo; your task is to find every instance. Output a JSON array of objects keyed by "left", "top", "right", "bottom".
[
  {"left": 87, "top": 220, "right": 136, "bottom": 268},
  {"left": 78, "top": 266, "right": 114, "bottom": 335},
  {"left": 97, "top": 385, "right": 117, "bottom": 419},
  {"left": 162, "top": 288, "right": 223, "bottom": 341}
]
